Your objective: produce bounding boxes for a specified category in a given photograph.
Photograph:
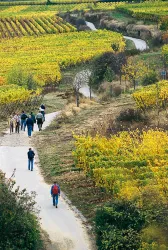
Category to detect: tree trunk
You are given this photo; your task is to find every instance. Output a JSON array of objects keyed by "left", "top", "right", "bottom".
[
  {"left": 89, "top": 86, "right": 92, "bottom": 100},
  {"left": 133, "top": 79, "right": 136, "bottom": 90},
  {"left": 76, "top": 90, "right": 79, "bottom": 107}
]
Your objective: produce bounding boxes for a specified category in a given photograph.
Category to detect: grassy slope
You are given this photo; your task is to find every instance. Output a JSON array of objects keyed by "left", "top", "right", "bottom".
[{"left": 34, "top": 94, "right": 134, "bottom": 223}]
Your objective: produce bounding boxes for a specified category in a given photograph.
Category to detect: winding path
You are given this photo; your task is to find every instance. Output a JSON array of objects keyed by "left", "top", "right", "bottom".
[
  {"left": 85, "top": 21, "right": 148, "bottom": 51},
  {"left": 0, "top": 113, "right": 93, "bottom": 250}
]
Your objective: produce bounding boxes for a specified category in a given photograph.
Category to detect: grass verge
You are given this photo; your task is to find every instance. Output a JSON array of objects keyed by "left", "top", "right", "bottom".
[{"left": 34, "top": 95, "right": 134, "bottom": 223}]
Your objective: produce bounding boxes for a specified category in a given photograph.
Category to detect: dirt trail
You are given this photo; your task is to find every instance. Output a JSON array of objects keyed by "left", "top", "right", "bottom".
[{"left": 0, "top": 112, "right": 93, "bottom": 250}]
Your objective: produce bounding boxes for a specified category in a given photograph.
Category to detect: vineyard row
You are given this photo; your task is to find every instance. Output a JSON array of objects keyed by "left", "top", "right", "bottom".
[{"left": 0, "top": 15, "right": 76, "bottom": 38}]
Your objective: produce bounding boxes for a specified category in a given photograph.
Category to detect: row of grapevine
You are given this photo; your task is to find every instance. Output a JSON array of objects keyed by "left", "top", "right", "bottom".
[
  {"left": 0, "top": 30, "right": 125, "bottom": 84},
  {"left": 0, "top": 15, "right": 76, "bottom": 38},
  {"left": 0, "top": 0, "right": 125, "bottom": 6},
  {"left": 0, "top": 2, "right": 125, "bottom": 16},
  {"left": 73, "top": 130, "right": 168, "bottom": 201},
  {"left": 132, "top": 80, "right": 168, "bottom": 111},
  {"left": 116, "top": 1, "right": 168, "bottom": 23}
]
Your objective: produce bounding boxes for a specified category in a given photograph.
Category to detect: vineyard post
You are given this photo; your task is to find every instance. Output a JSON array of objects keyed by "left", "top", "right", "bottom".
[{"left": 156, "top": 82, "right": 160, "bottom": 126}]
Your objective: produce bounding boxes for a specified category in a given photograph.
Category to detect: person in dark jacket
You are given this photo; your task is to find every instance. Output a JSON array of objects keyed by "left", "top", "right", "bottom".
[
  {"left": 27, "top": 148, "right": 35, "bottom": 171},
  {"left": 21, "top": 111, "right": 27, "bottom": 131},
  {"left": 50, "top": 182, "right": 60, "bottom": 208},
  {"left": 40, "top": 104, "right": 45, "bottom": 121},
  {"left": 40, "top": 104, "right": 45, "bottom": 110},
  {"left": 30, "top": 112, "right": 36, "bottom": 131},
  {"left": 26, "top": 115, "right": 34, "bottom": 137}
]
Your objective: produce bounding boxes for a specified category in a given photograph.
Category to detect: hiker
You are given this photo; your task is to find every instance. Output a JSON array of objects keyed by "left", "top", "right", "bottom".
[
  {"left": 50, "top": 181, "right": 60, "bottom": 208},
  {"left": 21, "top": 111, "right": 27, "bottom": 131},
  {"left": 8, "top": 115, "right": 15, "bottom": 134},
  {"left": 26, "top": 115, "right": 34, "bottom": 137},
  {"left": 41, "top": 104, "right": 45, "bottom": 110},
  {"left": 30, "top": 111, "right": 36, "bottom": 131},
  {"left": 27, "top": 148, "right": 35, "bottom": 171},
  {"left": 36, "top": 110, "right": 43, "bottom": 131},
  {"left": 14, "top": 114, "right": 20, "bottom": 133},
  {"left": 40, "top": 104, "right": 45, "bottom": 121}
]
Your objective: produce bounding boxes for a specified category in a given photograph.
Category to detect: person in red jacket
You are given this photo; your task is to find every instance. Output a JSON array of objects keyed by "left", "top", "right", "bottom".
[{"left": 50, "top": 182, "right": 60, "bottom": 208}]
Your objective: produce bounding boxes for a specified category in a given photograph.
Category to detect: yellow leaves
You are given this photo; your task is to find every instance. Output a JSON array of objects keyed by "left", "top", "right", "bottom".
[
  {"left": 122, "top": 57, "right": 149, "bottom": 85},
  {"left": 133, "top": 80, "right": 168, "bottom": 110},
  {"left": 0, "top": 30, "right": 125, "bottom": 84},
  {"left": 0, "top": 85, "right": 41, "bottom": 104},
  {"left": 73, "top": 129, "right": 168, "bottom": 201}
]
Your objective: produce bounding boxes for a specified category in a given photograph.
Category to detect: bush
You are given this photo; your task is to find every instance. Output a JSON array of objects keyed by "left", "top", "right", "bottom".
[
  {"left": 95, "top": 200, "right": 145, "bottom": 250},
  {"left": 101, "top": 227, "right": 140, "bottom": 250},
  {"left": 117, "top": 108, "right": 143, "bottom": 122},
  {"left": 76, "top": 18, "right": 85, "bottom": 28},
  {"left": 0, "top": 171, "right": 43, "bottom": 250},
  {"left": 112, "top": 86, "right": 122, "bottom": 97},
  {"left": 7, "top": 67, "right": 38, "bottom": 90},
  {"left": 125, "top": 49, "right": 141, "bottom": 56},
  {"left": 141, "top": 72, "right": 158, "bottom": 86}
]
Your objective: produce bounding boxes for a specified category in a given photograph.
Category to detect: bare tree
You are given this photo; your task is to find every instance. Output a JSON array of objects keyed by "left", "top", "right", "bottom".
[{"left": 73, "top": 69, "right": 91, "bottom": 107}]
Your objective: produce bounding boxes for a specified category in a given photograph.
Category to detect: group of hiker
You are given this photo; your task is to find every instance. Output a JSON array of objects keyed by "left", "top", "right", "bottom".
[
  {"left": 27, "top": 148, "right": 60, "bottom": 208},
  {"left": 8, "top": 104, "right": 46, "bottom": 137},
  {"left": 8, "top": 103, "right": 61, "bottom": 208}
]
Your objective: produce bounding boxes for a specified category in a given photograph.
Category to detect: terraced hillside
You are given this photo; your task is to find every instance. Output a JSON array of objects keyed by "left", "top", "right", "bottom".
[
  {"left": 0, "top": 15, "right": 76, "bottom": 38},
  {"left": 0, "top": 30, "right": 125, "bottom": 83}
]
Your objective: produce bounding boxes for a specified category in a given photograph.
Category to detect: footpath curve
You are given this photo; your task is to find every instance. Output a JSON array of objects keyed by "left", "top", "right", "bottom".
[
  {"left": 85, "top": 21, "right": 148, "bottom": 51},
  {"left": 0, "top": 112, "right": 93, "bottom": 250}
]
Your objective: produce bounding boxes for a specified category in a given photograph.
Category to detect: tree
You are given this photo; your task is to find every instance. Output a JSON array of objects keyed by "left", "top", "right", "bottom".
[
  {"left": 73, "top": 69, "right": 91, "bottom": 106},
  {"left": 122, "top": 58, "right": 148, "bottom": 89},
  {"left": 0, "top": 170, "right": 43, "bottom": 250},
  {"left": 91, "top": 52, "right": 126, "bottom": 89}
]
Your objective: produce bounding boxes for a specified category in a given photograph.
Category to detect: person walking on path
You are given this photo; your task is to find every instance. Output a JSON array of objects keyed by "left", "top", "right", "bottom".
[
  {"left": 8, "top": 115, "right": 15, "bottom": 134},
  {"left": 21, "top": 111, "right": 27, "bottom": 131},
  {"left": 14, "top": 114, "right": 20, "bottom": 133},
  {"left": 27, "top": 148, "right": 35, "bottom": 171},
  {"left": 40, "top": 104, "right": 45, "bottom": 121},
  {"left": 51, "top": 182, "right": 60, "bottom": 208},
  {"left": 26, "top": 115, "right": 34, "bottom": 137},
  {"left": 30, "top": 111, "right": 36, "bottom": 131},
  {"left": 36, "top": 111, "right": 43, "bottom": 131}
]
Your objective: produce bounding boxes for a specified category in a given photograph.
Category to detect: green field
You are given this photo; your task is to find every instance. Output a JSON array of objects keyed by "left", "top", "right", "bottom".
[{"left": 117, "top": 1, "right": 168, "bottom": 20}]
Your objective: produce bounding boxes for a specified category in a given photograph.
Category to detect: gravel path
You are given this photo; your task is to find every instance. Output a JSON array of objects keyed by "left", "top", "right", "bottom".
[{"left": 0, "top": 112, "right": 93, "bottom": 250}]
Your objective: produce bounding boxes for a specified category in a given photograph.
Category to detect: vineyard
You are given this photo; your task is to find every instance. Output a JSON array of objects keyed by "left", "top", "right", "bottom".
[
  {"left": 117, "top": 1, "right": 168, "bottom": 22},
  {"left": 0, "top": 84, "right": 42, "bottom": 117},
  {"left": 0, "top": 2, "right": 125, "bottom": 17},
  {"left": 132, "top": 80, "right": 168, "bottom": 111},
  {"left": 0, "top": 15, "right": 76, "bottom": 38},
  {"left": 73, "top": 130, "right": 168, "bottom": 201},
  {"left": 0, "top": 30, "right": 125, "bottom": 84},
  {"left": 162, "top": 44, "right": 168, "bottom": 59}
]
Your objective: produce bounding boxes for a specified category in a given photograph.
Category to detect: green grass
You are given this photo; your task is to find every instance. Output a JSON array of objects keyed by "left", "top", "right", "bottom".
[
  {"left": 42, "top": 92, "right": 67, "bottom": 114},
  {"left": 109, "top": 10, "right": 134, "bottom": 23},
  {"left": 138, "top": 51, "right": 164, "bottom": 70},
  {"left": 125, "top": 38, "right": 136, "bottom": 50}
]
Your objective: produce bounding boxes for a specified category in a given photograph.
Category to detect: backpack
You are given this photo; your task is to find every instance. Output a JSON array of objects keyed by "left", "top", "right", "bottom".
[
  {"left": 29, "top": 151, "right": 35, "bottom": 159},
  {"left": 52, "top": 185, "right": 59, "bottom": 195}
]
